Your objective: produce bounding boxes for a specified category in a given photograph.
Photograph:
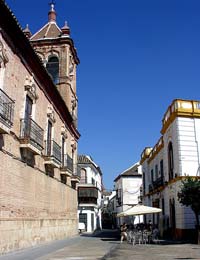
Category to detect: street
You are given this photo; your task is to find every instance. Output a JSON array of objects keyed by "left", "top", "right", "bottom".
[{"left": 0, "top": 230, "right": 200, "bottom": 260}]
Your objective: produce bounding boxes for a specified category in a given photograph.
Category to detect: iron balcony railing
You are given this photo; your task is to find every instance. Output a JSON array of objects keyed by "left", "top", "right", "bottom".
[
  {"left": 20, "top": 118, "right": 44, "bottom": 150},
  {"left": 153, "top": 176, "right": 164, "bottom": 189},
  {"left": 0, "top": 88, "right": 14, "bottom": 128},
  {"left": 61, "top": 154, "right": 73, "bottom": 172},
  {"left": 45, "top": 140, "right": 61, "bottom": 162},
  {"left": 149, "top": 184, "right": 153, "bottom": 193},
  {"left": 73, "top": 164, "right": 81, "bottom": 177}
]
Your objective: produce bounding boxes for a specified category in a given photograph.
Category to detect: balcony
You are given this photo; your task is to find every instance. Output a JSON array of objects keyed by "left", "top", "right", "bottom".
[
  {"left": 71, "top": 164, "right": 81, "bottom": 183},
  {"left": 0, "top": 89, "right": 14, "bottom": 133},
  {"left": 20, "top": 118, "right": 43, "bottom": 154},
  {"left": 78, "top": 186, "right": 98, "bottom": 205},
  {"left": 43, "top": 140, "right": 61, "bottom": 167},
  {"left": 60, "top": 154, "right": 73, "bottom": 177},
  {"left": 149, "top": 184, "right": 153, "bottom": 193},
  {"left": 153, "top": 176, "right": 164, "bottom": 189}
]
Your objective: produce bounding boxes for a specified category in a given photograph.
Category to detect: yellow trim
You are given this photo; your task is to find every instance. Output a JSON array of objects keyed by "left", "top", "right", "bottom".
[
  {"left": 161, "top": 99, "right": 200, "bottom": 134},
  {"left": 140, "top": 147, "right": 152, "bottom": 164},
  {"left": 148, "top": 137, "right": 164, "bottom": 164}
]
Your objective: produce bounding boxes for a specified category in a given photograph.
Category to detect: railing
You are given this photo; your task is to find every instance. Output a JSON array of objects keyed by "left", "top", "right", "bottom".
[
  {"left": 153, "top": 176, "right": 164, "bottom": 189},
  {"left": 45, "top": 140, "right": 61, "bottom": 162},
  {"left": 149, "top": 184, "right": 153, "bottom": 193},
  {"left": 20, "top": 118, "right": 43, "bottom": 149},
  {"left": 73, "top": 164, "right": 81, "bottom": 177},
  {"left": 61, "top": 154, "right": 73, "bottom": 172},
  {"left": 0, "top": 89, "right": 14, "bottom": 128}
]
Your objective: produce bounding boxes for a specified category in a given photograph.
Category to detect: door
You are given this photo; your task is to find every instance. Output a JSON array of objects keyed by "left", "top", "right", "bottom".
[
  {"left": 61, "top": 136, "right": 65, "bottom": 166},
  {"left": 46, "top": 120, "right": 52, "bottom": 156},
  {"left": 24, "top": 96, "right": 33, "bottom": 137},
  {"left": 79, "top": 213, "right": 87, "bottom": 231}
]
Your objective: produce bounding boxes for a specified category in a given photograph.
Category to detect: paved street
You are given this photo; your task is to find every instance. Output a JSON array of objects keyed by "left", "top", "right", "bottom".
[
  {"left": 104, "top": 242, "right": 200, "bottom": 260},
  {"left": 0, "top": 230, "right": 200, "bottom": 260},
  {"left": 0, "top": 230, "right": 119, "bottom": 260}
]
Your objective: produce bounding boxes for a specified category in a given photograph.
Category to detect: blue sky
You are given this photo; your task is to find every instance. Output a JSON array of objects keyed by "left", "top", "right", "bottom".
[{"left": 6, "top": 0, "right": 200, "bottom": 190}]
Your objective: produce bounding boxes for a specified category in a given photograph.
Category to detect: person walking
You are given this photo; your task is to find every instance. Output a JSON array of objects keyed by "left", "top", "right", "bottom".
[{"left": 120, "top": 222, "right": 128, "bottom": 243}]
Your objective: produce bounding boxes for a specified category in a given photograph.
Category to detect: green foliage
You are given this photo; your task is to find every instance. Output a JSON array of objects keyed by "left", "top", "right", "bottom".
[{"left": 178, "top": 177, "right": 200, "bottom": 215}]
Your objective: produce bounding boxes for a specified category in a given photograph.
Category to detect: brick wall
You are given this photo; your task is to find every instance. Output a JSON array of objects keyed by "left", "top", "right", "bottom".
[{"left": 0, "top": 150, "right": 78, "bottom": 254}]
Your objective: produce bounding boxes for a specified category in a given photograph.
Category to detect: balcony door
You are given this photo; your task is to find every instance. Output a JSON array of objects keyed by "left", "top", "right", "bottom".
[
  {"left": 61, "top": 136, "right": 65, "bottom": 166},
  {"left": 24, "top": 96, "right": 32, "bottom": 136},
  {"left": 47, "top": 120, "right": 52, "bottom": 156}
]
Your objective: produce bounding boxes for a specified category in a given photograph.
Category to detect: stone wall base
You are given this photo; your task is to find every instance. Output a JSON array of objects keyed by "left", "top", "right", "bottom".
[{"left": 0, "top": 218, "right": 78, "bottom": 254}]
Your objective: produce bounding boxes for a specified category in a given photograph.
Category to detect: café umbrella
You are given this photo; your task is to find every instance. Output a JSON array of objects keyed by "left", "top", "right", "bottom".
[{"left": 117, "top": 204, "right": 162, "bottom": 217}]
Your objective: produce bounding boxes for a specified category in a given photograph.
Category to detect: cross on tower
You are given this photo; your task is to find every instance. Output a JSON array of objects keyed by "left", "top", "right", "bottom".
[{"left": 49, "top": 0, "right": 56, "bottom": 10}]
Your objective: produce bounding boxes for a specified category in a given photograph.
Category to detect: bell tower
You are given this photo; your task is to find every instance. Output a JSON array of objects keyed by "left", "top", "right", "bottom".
[{"left": 27, "top": 2, "right": 80, "bottom": 128}]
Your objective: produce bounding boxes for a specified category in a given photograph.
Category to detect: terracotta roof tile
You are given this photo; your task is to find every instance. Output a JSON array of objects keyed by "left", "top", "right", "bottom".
[{"left": 31, "top": 22, "right": 62, "bottom": 40}]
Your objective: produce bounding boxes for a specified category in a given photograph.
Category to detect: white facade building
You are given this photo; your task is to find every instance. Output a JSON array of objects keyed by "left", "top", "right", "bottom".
[
  {"left": 77, "top": 155, "right": 103, "bottom": 233},
  {"left": 114, "top": 162, "right": 142, "bottom": 226},
  {"left": 141, "top": 99, "right": 200, "bottom": 240}
]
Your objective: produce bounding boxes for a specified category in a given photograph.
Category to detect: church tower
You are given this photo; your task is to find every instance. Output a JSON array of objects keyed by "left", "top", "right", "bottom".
[{"left": 28, "top": 2, "right": 80, "bottom": 128}]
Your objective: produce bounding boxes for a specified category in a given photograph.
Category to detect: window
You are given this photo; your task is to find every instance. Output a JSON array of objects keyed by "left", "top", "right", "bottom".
[
  {"left": 160, "top": 160, "right": 164, "bottom": 179},
  {"left": 80, "top": 168, "right": 87, "bottom": 184},
  {"left": 91, "top": 178, "right": 95, "bottom": 185},
  {"left": 0, "top": 40, "right": 8, "bottom": 89},
  {"left": 168, "top": 142, "right": 174, "bottom": 180},
  {"left": 151, "top": 169, "right": 154, "bottom": 183},
  {"left": 155, "top": 165, "right": 158, "bottom": 180},
  {"left": 46, "top": 56, "right": 59, "bottom": 84},
  {"left": 46, "top": 120, "right": 52, "bottom": 156},
  {"left": 61, "top": 136, "right": 65, "bottom": 166},
  {"left": 23, "top": 95, "right": 33, "bottom": 136},
  {"left": 143, "top": 172, "right": 146, "bottom": 195}
]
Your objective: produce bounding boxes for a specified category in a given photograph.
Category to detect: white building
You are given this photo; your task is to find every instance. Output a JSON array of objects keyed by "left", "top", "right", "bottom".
[
  {"left": 77, "top": 155, "right": 103, "bottom": 233},
  {"left": 141, "top": 99, "right": 200, "bottom": 240},
  {"left": 114, "top": 162, "right": 142, "bottom": 226}
]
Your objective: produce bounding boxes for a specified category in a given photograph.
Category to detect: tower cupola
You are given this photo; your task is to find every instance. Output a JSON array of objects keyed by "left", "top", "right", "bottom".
[
  {"left": 48, "top": 2, "right": 56, "bottom": 22},
  {"left": 61, "top": 21, "right": 70, "bottom": 36}
]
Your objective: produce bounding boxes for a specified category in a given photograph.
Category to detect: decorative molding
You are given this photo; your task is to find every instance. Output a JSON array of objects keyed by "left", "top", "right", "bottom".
[
  {"left": 0, "top": 40, "right": 9, "bottom": 67},
  {"left": 71, "top": 138, "right": 76, "bottom": 151},
  {"left": 71, "top": 99, "right": 76, "bottom": 110},
  {"left": 61, "top": 125, "right": 68, "bottom": 139},
  {"left": 47, "top": 104, "right": 56, "bottom": 123},
  {"left": 24, "top": 75, "right": 38, "bottom": 101},
  {"left": 69, "top": 56, "right": 74, "bottom": 76}
]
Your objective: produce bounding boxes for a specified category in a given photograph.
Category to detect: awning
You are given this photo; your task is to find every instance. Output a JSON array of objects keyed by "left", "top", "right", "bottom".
[{"left": 117, "top": 204, "right": 162, "bottom": 217}]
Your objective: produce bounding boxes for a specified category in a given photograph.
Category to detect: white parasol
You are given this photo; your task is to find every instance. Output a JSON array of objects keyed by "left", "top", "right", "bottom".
[{"left": 117, "top": 204, "right": 162, "bottom": 217}]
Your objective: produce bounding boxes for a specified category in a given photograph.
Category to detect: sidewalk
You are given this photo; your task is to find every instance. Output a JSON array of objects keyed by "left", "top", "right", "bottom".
[
  {"left": 2, "top": 230, "right": 198, "bottom": 260},
  {"left": 0, "top": 230, "right": 119, "bottom": 260},
  {"left": 103, "top": 240, "right": 200, "bottom": 260}
]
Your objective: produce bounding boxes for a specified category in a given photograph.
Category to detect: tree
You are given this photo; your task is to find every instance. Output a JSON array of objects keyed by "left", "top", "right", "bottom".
[{"left": 178, "top": 177, "right": 200, "bottom": 244}]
